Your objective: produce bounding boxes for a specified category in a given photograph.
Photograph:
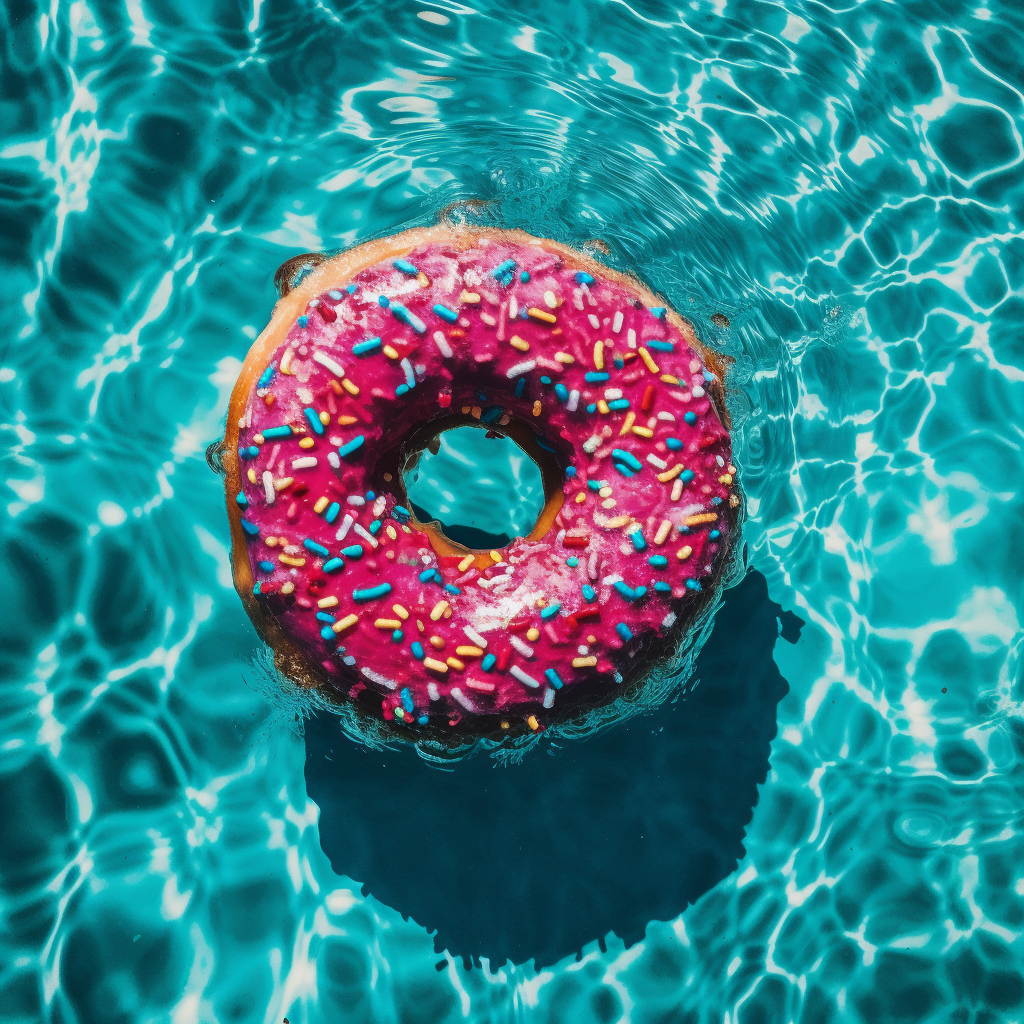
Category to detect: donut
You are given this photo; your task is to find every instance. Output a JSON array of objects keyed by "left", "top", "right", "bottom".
[{"left": 221, "top": 226, "right": 739, "bottom": 741}]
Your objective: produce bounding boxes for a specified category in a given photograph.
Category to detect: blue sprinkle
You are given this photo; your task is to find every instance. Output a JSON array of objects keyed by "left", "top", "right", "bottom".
[
  {"left": 433, "top": 303, "right": 459, "bottom": 323},
  {"left": 378, "top": 295, "right": 390, "bottom": 307},
  {"left": 586, "top": 403, "right": 597, "bottom": 414},
  {"left": 322, "top": 557, "right": 344, "bottom": 573},
  {"left": 587, "top": 479, "right": 603, "bottom": 491},
  {"left": 540, "top": 375, "right": 552, "bottom": 385},
  {"left": 341, "top": 544, "right": 363, "bottom": 559},
  {"left": 613, "top": 581, "right": 640, "bottom": 602},
  {"left": 297, "top": 315, "right": 308, "bottom": 328},
  {"left": 395, "top": 384, "right": 410, "bottom": 397},
  {"left": 353, "top": 583, "right": 392, "bottom": 602},
  {"left": 433, "top": 570, "right": 443, "bottom": 584},
  {"left": 262, "top": 425, "right": 293, "bottom": 440},
  {"left": 681, "top": 469, "right": 695, "bottom": 483},
  {"left": 614, "top": 464, "right": 635, "bottom": 478},
  {"left": 685, "top": 411, "right": 697, "bottom": 425},
  {"left": 411, "top": 641, "right": 425, "bottom": 660},
  {"left": 320, "top": 626, "right": 335, "bottom": 642},
  {"left": 393, "top": 505, "right": 411, "bottom": 520},
  {"left": 515, "top": 378, "right": 526, "bottom": 398},
  {"left": 520, "top": 271, "right": 530, "bottom": 282},
  {"left": 235, "top": 491, "right": 248, "bottom": 508},
  {"left": 394, "top": 258, "right": 418, "bottom": 275},
  {"left": 566, "top": 556, "right": 579, "bottom": 567},
  {"left": 346, "top": 283, "right": 357, "bottom": 294},
  {"left": 366, "top": 491, "right": 375, "bottom": 500},
  {"left": 353, "top": 337, "right": 382, "bottom": 356},
  {"left": 390, "top": 302, "right": 426, "bottom": 334},
  {"left": 444, "top": 584, "right": 461, "bottom": 596},
  {"left": 582, "top": 584, "right": 596, "bottom": 602},
  {"left": 392, "top": 629, "right": 404, "bottom": 643},
  {"left": 565, "top": 466, "right": 577, "bottom": 477},
  {"left": 585, "top": 371, "right": 610, "bottom": 383},
  {"left": 554, "top": 383, "right": 569, "bottom": 402},
  {"left": 258, "top": 560, "right": 274, "bottom": 572},
  {"left": 238, "top": 446, "right": 255, "bottom": 461},
  {"left": 709, "top": 529, "right": 721, "bottom": 540},
  {"left": 247, "top": 446, "right": 259, "bottom": 459},
  {"left": 491, "top": 259, "right": 517, "bottom": 279},
  {"left": 607, "top": 399, "right": 630, "bottom": 412},
  {"left": 303, "top": 539, "right": 330, "bottom": 557},
  {"left": 417, "top": 715, "right": 429, "bottom": 725},
  {"left": 252, "top": 583, "right": 261, "bottom": 596},
  {"left": 317, "top": 612, "right": 336, "bottom": 623},
  {"left": 711, "top": 496, "right": 723, "bottom": 505},
  {"left": 631, "top": 531, "right": 647, "bottom": 552},
  {"left": 654, "top": 581, "right": 672, "bottom": 593},
  {"left": 240, "top": 518, "right": 259, "bottom": 537},
  {"left": 540, "top": 602, "right": 561, "bottom": 620},
  {"left": 612, "top": 449, "right": 642, "bottom": 471},
  {"left": 545, "top": 669, "right": 564, "bottom": 690},
  {"left": 686, "top": 579, "right": 702, "bottom": 592},
  {"left": 648, "top": 555, "right": 668, "bottom": 568},
  {"left": 257, "top": 366, "right": 275, "bottom": 387},
  {"left": 616, "top": 623, "right": 633, "bottom": 642},
  {"left": 613, "top": 357, "right": 624, "bottom": 369},
  {"left": 419, "top": 569, "right": 436, "bottom": 583},
  {"left": 400, "top": 688, "right": 414, "bottom": 713},
  {"left": 369, "top": 520, "right": 382, "bottom": 535},
  {"left": 575, "top": 271, "right": 594, "bottom": 286},
  {"left": 704, "top": 370, "right": 716, "bottom": 381},
  {"left": 649, "top": 306, "right": 666, "bottom": 319},
  {"left": 648, "top": 339, "right": 674, "bottom": 351},
  {"left": 666, "top": 437, "right": 684, "bottom": 451},
  {"left": 337, "top": 435, "right": 365, "bottom": 458},
  {"left": 325, "top": 502, "right": 340, "bottom": 524},
  {"left": 481, "top": 653, "right": 496, "bottom": 672},
  {"left": 304, "top": 408, "right": 324, "bottom": 435}
]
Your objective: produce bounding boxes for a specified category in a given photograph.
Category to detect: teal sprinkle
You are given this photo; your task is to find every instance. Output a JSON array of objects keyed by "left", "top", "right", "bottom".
[
  {"left": 607, "top": 398, "right": 630, "bottom": 411},
  {"left": 353, "top": 337, "right": 382, "bottom": 356},
  {"left": 304, "top": 408, "right": 324, "bottom": 435},
  {"left": 566, "top": 556, "right": 579, "bottom": 567},
  {"left": 369, "top": 520, "right": 382, "bottom": 535},
  {"left": 540, "top": 603, "right": 561, "bottom": 620},
  {"left": 235, "top": 491, "right": 248, "bottom": 508},
  {"left": 325, "top": 502, "right": 340, "bottom": 524},
  {"left": 649, "top": 306, "right": 666, "bottom": 318},
  {"left": 411, "top": 641, "right": 425, "bottom": 660},
  {"left": 240, "top": 518, "right": 259, "bottom": 537},
  {"left": 297, "top": 315, "right": 308, "bottom": 328},
  {"left": 648, "top": 339, "right": 674, "bottom": 351},
  {"left": 520, "top": 271, "right": 530, "bottom": 282},
  {"left": 257, "top": 366, "right": 275, "bottom": 387},
  {"left": 582, "top": 584, "right": 596, "bottom": 602},
  {"left": 666, "top": 437, "right": 684, "bottom": 450},
  {"left": 648, "top": 555, "right": 668, "bottom": 568},
  {"left": 303, "top": 539, "right": 330, "bottom": 557},
  {"left": 681, "top": 469, "right": 695, "bottom": 482},
  {"left": 341, "top": 544, "right": 363, "bottom": 558},
  {"left": 353, "top": 583, "right": 391, "bottom": 602},
  {"left": 585, "top": 371, "right": 610, "bottom": 383},
  {"left": 612, "top": 448, "right": 642, "bottom": 471},
  {"left": 575, "top": 271, "right": 594, "bottom": 286},
  {"left": 631, "top": 530, "right": 647, "bottom": 552},
  {"left": 322, "top": 557, "right": 344, "bottom": 573},
  {"left": 392, "top": 630, "right": 403, "bottom": 642},
  {"left": 320, "top": 626, "right": 334, "bottom": 641},
  {"left": 616, "top": 623, "right": 633, "bottom": 642},
  {"left": 587, "top": 479, "right": 604, "bottom": 491},
  {"left": 258, "top": 560, "right": 274, "bottom": 572},
  {"left": 481, "top": 653, "right": 496, "bottom": 672},
  {"left": 545, "top": 669, "right": 564, "bottom": 690},
  {"left": 433, "top": 303, "right": 458, "bottom": 323},
  {"left": 261, "top": 425, "right": 292, "bottom": 439},
  {"left": 654, "top": 581, "right": 672, "bottom": 593},
  {"left": 394, "top": 258, "right": 418, "bottom": 275},
  {"left": 554, "top": 383, "right": 569, "bottom": 401},
  {"left": 337, "top": 435, "right": 365, "bottom": 458}
]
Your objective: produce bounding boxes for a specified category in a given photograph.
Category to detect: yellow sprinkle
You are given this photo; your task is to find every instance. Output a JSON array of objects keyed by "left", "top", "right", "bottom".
[
  {"left": 575, "top": 492, "right": 586, "bottom": 503},
  {"left": 423, "top": 657, "right": 448, "bottom": 674},
  {"left": 686, "top": 513, "right": 718, "bottom": 526},
  {"left": 337, "top": 415, "right": 358, "bottom": 425},
  {"left": 490, "top": 550, "right": 503, "bottom": 563},
  {"left": 299, "top": 437, "right": 315, "bottom": 449},
  {"left": 532, "top": 400, "right": 542, "bottom": 417},
  {"left": 719, "top": 473, "right": 734, "bottom": 485},
  {"left": 273, "top": 476, "right": 294, "bottom": 492},
  {"left": 374, "top": 618, "right": 402, "bottom": 629},
  {"left": 527, "top": 715, "right": 540, "bottom": 731},
  {"left": 416, "top": 619, "right": 425, "bottom": 632},
  {"left": 383, "top": 344, "right": 400, "bottom": 359},
  {"left": 392, "top": 604, "right": 409, "bottom": 620},
  {"left": 264, "top": 537, "right": 278, "bottom": 547},
  {"left": 278, "top": 553, "right": 306, "bottom": 567},
  {"left": 318, "top": 596, "right": 338, "bottom": 609},
  {"left": 510, "top": 335, "right": 530, "bottom": 352},
  {"left": 501, "top": 720, "right": 510, "bottom": 730},
  {"left": 430, "top": 600, "right": 449, "bottom": 621},
  {"left": 572, "top": 656, "right": 598, "bottom": 668},
  {"left": 658, "top": 464, "right": 684, "bottom": 483},
  {"left": 654, "top": 520, "right": 672, "bottom": 545},
  {"left": 456, "top": 646, "right": 484, "bottom": 658},
  {"left": 528, "top": 306, "right": 556, "bottom": 324},
  {"left": 247, "top": 468, "right": 257, "bottom": 483},
  {"left": 660, "top": 373, "right": 682, "bottom": 385},
  {"left": 554, "top": 351, "right": 575, "bottom": 364},
  {"left": 603, "top": 515, "right": 631, "bottom": 529},
  {"left": 526, "top": 627, "right": 540, "bottom": 642},
  {"left": 460, "top": 290, "right": 480, "bottom": 304},
  {"left": 446, "top": 657, "right": 465, "bottom": 671},
  {"left": 593, "top": 340, "right": 604, "bottom": 370},
  {"left": 280, "top": 581, "right": 294, "bottom": 595},
  {"left": 638, "top": 347, "right": 660, "bottom": 373},
  {"left": 430, "top": 635, "right": 445, "bottom": 649},
  {"left": 619, "top": 411, "right": 636, "bottom": 436},
  {"left": 632, "top": 426, "right": 654, "bottom": 438},
  {"left": 543, "top": 289, "right": 558, "bottom": 309},
  {"left": 314, "top": 496, "right": 329, "bottom": 514},
  {"left": 598, "top": 486, "right": 613, "bottom": 498},
  {"left": 416, "top": 272, "right": 430, "bottom": 287},
  {"left": 342, "top": 378, "right": 359, "bottom": 396},
  {"left": 597, "top": 399, "right": 610, "bottom": 415},
  {"left": 252, "top": 433, "right": 265, "bottom": 445},
  {"left": 319, "top": 411, "right": 330, "bottom": 426},
  {"left": 458, "top": 554, "right": 475, "bottom": 572},
  {"left": 677, "top": 546, "right": 693, "bottom": 561}
]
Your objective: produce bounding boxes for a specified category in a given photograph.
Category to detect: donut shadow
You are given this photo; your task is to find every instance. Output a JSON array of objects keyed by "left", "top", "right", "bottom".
[{"left": 304, "top": 568, "right": 801, "bottom": 968}]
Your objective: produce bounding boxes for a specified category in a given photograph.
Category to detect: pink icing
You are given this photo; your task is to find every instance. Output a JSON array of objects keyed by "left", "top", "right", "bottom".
[{"left": 234, "top": 237, "right": 736, "bottom": 732}]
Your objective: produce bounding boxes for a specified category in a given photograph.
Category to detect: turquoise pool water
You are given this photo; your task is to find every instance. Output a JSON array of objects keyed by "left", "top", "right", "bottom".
[{"left": 2, "top": 1, "right": 1023, "bottom": 1021}]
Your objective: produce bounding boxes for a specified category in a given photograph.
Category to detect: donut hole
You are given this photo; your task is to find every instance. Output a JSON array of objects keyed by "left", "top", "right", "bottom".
[{"left": 402, "top": 425, "right": 546, "bottom": 550}]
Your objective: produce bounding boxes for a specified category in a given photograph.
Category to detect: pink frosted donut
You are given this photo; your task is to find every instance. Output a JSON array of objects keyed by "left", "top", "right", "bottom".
[{"left": 222, "top": 226, "right": 738, "bottom": 740}]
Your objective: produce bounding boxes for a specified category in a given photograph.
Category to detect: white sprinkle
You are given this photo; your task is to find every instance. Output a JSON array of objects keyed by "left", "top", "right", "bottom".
[
  {"left": 627, "top": 328, "right": 637, "bottom": 349},
  {"left": 566, "top": 389, "right": 580, "bottom": 412},
  {"left": 573, "top": 291, "right": 584, "bottom": 311},
  {"left": 353, "top": 524, "right": 378, "bottom": 549},
  {"left": 671, "top": 478, "right": 684, "bottom": 501},
  {"left": 347, "top": 495, "right": 366, "bottom": 506},
  {"left": 291, "top": 457, "right": 317, "bottom": 470},
  {"left": 543, "top": 687, "right": 555, "bottom": 709},
  {"left": 433, "top": 330, "right": 453, "bottom": 358},
  {"left": 509, "top": 296, "right": 518, "bottom": 319},
  {"left": 555, "top": 529, "right": 566, "bottom": 547},
  {"left": 361, "top": 667, "right": 397, "bottom": 690},
  {"left": 510, "top": 636, "right": 534, "bottom": 658},
  {"left": 313, "top": 351, "right": 345, "bottom": 377},
  {"left": 342, "top": 655, "right": 356, "bottom": 666},
  {"left": 692, "top": 384, "right": 705, "bottom": 397},
  {"left": 373, "top": 496, "right": 386, "bottom": 517},
  {"left": 336, "top": 514, "right": 354, "bottom": 540},
  {"left": 587, "top": 552, "right": 599, "bottom": 580},
  {"left": 427, "top": 682, "right": 440, "bottom": 701},
  {"left": 647, "top": 453, "right": 668, "bottom": 470},
  {"left": 716, "top": 455, "right": 725, "bottom": 467},
  {"left": 602, "top": 573, "right": 624, "bottom": 585},
  {"left": 510, "top": 665, "right": 540, "bottom": 689},
  {"left": 507, "top": 359, "right": 536, "bottom": 378},
  {"left": 400, "top": 357, "right": 415, "bottom": 388},
  {"left": 612, "top": 310, "right": 623, "bottom": 333},
  {"left": 662, "top": 612, "right": 677, "bottom": 629},
  {"left": 262, "top": 471, "right": 275, "bottom": 504},
  {"left": 583, "top": 435, "right": 601, "bottom": 453},
  {"left": 604, "top": 388, "right": 623, "bottom": 400},
  {"left": 577, "top": 645, "right": 589, "bottom": 656},
  {"left": 463, "top": 625, "right": 488, "bottom": 649},
  {"left": 657, "top": 411, "right": 676, "bottom": 421},
  {"left": 450, "top": 687, "right": 478, "bottom": 712},
  {"left": 327, "top": 451, "right": 341, "bottom": 469},
  {"left": 588, "top": 313, "right": 600, "bottom": 329}
]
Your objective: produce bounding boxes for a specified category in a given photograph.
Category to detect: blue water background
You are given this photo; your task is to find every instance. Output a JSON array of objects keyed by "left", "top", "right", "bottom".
[{"left": 2, "top": 1, "right": 1023, "bottom": 1021}]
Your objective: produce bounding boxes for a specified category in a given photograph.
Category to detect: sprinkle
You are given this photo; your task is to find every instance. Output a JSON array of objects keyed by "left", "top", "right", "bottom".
[
  {"left": 430, "top": 330, "right": 454, "bottom": 360},
  {"left": 619, "top": 411, "right": 636, "bottom": 436},
  {"left": 562, "top": 533, "right": 590, "bottom": 548},
  {"left": 611, "top": 449, "right": 642, "bottom": 472},
  {"left": 341, "top": 544, "right": 364, "bottom": 559},
  {"left": 353, "top": 525, "right": 377, "bottom": 547},
  {"left": 510, "top": 335, "right": 530, "bottom": 352},
  {"left": 261, "top": 425, "right": 293, "bottom": 440},
  {"left": 333, "top": 614, "right": 358, "bottom": 633},
  {"left": 616, "top": 623, "right": 633, "bottom": 642},
  {"left": 677, "top": 545, "right": 693, "bottom": 560},
  {"left": 430, "top": 600, "right": 449, "bottom": 621},
  {"left": 649, "top": 306, "right": 666, "bottom": 318},
  {"left": 671, "top": 479, "right": 684, "bottom": 501},
  {"left": 527, "top": 715, "right": 540, "bottom": 731},
  {"left": 261, "top": 471, "right": 276, "bottom": 504},
  {"left": 540, "top": 602, "right": 561, "bottom": 620},
  {"left": 313, "top": 351, "right": 345, "bottom": 378},
  {"left": 649, "top": 554, "right": 669, "bottom": 568},
  {"left": 456, "top": 646, "right": 484, "bottom": 658},
  {"left": 353, "top": 583, "right": 392, "bottom": 602},
  {"left": 423, "top": 657, "right": 448, "bottom": 674},
  {"left": 582, "top": 584, "right": 596, "bottom": 601},
  {"left": 528, "top": 307, "right": 556, "bottom": 324},
  {"left": 654, "top": 520, "right": 673, "bottom": 546},
  {"left": 303, "top": 539, "right": 330, "bottom": 557},
  {"left": 657, "top": 464, "right": 684, "bottom": 483},
  {"left": 613, "top": 581, "right": 647, "bottom": 602},
  {"left": 394, "top": 258, "right": 418, "bottom": 275},
  {"left": 374, "top": 618, "right": 402, "bottom": 630},
  {"left": 685, "top": 411, "right": 697, "bottom": 425},
  {"left": 279, "top": 553, "right": 305, "bottom": 567},
  {"left": 666, "top": 437, "right": 684, "bottom": 451},
  {"left": 588, "top": 313, "right": 601, "bottom": 329},
  {"left": 510, "top": 636, "right": 534, "bottom": 658},
  {"left": 323, "top": 557, "right": 344, "bottom": 573},
  {"left": 492, "top": 259, "right": 517, "bottom": 280},
  {"left": 353, "top": 337, "right": 382, "bottom": 356},
  {"left": 638, "top": 347, "right": 660, "bottom": 373},
  {"left": 554, "top": 382, "right": 569, "bottom": 402},
  {"left": 572, "top": 656, "right": 598, "bottom": 668},
  {"left": 447, "top": 657, "right": 465, "bottom": 671},
  {"left": 575, "top": 271, "right": 594, "bottom": 286},
  {"left": 593, "top": 341, "right": 604, "bottom": 370},
  {"left": 510, "top": 665, "right": 540, "bottom": 689},
  {"left": 506, "top": 359, "right": 536, "bottom": 378},
  {"left": 337, "top": 435, "right": 365, "bottom": 458},
  {"left": 608, "top": 399, "right": 630, "bottom": 412},
  {"left": 532, "top": 400, "right": 542, "bottom": 416},
  {"left": 320, "top": 502, "right": 339, "bottom": 525},
  {"left": 632, "top": 426, "right": 654, "bottom": 438},
  {"left": 383, "top": 344, "right": 400, "bottom": 360},
  {"left": 290, "top": 456, "right": 317, "bottom": 472},
  {"left": 544, "top": 669, "right": 564, "bottom": 690},
  {"left": 612, "top": 310, "right": 623, "bottom": 333},
  {"left": 411, "top": 641, "right": 425, "bottom": 659},
  {"left": 479, "top": 653, "right": 497, "bottom": 672},
  {"left": 685, "top": 513, "right": 718, "bottom": 526},
  {"left": 630, "top": 530, "right": 647, "bottom": 552},
  {"left": 647, "top": 453, "right": 668, "bottom": 470},
  {"left": 390, "top": 302, "right": 426, "bottom": 333},
  {"left": 400, "top": 358, "right": 415, "bottom": 389},
  {"left": 433, "top": 303, "right": 459, "bottom": 323}
]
